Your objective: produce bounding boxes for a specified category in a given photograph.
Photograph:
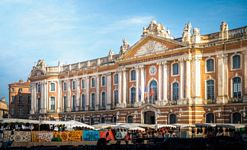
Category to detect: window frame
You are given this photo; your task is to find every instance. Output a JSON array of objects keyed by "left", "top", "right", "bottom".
[
  {"left": 130, "top": 69, "right": 136, "bottom": 81},
  {"left": 50, "top": 96, "right": 56, "bottom": 111},
  {"left": 232, "top": 76, "right": 242, "bottom": 98},
  {"left": 101, "top": 75, "right": 106, "bottom": 87},
  {"left": 171, "top": 81, "right": 179, "bottom": 101},
  {"left": 231, "top": 54, "right": 241, "bottom": 70},
  {"left": 81, "top": 79, "right": 85, "bottom": 89},
  {"left": 205, "top": 79, "right": 215, "bottom": 100},
  {"left": 91, "top": 77, "right": 96, "bottom": 88},
  {"left": 113, "top": 73, "right": 118, "bottom": 85},
  {"left": 50, "top": 82, "right": 56, "bottom": 92},
  {"left": 171, "top": 62, "right": 179, "bottom": 76},
  {"left": 205, "top": 58, "right": 215, "bottom": 73}
]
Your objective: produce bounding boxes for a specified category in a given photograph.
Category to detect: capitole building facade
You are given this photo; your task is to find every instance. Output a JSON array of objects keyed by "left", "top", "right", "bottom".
[{"left": 29, "top": 20, "right": 247, "bottom": 125}]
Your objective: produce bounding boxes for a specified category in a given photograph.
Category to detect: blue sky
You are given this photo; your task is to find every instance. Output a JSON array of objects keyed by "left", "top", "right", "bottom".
[{"left": 0, "top": 0, "right": 247, "bottom": 103}]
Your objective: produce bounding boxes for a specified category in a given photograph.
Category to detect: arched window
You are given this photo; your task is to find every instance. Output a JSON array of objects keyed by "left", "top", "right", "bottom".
[
  {"left": 91, "top": 78, "right": 95, "bottom": 88},
  {"left": 101, "top": 92, "right": 106, "bottom": 108},
  {"left": 114, "top": 74, "right": 118, "bottom": 84},
  {"left": 130, "top": 70, "right": 136, "bottom": 81},
  {"left": 172, "top": 82, "right": 179, "bottom": 101},
  {"left": 233, "top": 77, "right": 241, "bottom": 98},
  {"left": 172, "top": 63, "right": 179, "bottom": 75},
  {"left": 101, "top": 76, "right": 106, "bottom": 86},
  {"left": 169, "top": 114, "right": 177, "bottom": 124},
  {"left": 130, "top": 87, "right": 136, "bottom": 104},
  {"left": 149, "top": 80, "right": 158, "bottom": 104},
  {"left": 91, "top": 93, "right": 95, "bottom": 110},
  {"left": 206, "top": 59, "right": 214, "bottom": 72},
  {"left": 232, "top": 112, "right": 241, "bottom": 124},
  {"left": 206, "top": 80, "right": 215, "bottom": 100},
  {"left": 81, "top": 94, "right": 86, "bottom": 111},
  {"left": 127, "top": 116, "right": 133, "bottom": 123},
  {"left": 50, "top": 83, "right": 55, "bottom": 91},
  {"left": 232, "top": 55, "right": 240, "bottom": 69},
  {"left": 114, "top": 90, "right": 119, "bottom": 106},
  {"left": 206, "top": 113, "right": 214, "bottom": 123},
  {"left": 72, "top": 95, "right": 76, "bottom": 111}
]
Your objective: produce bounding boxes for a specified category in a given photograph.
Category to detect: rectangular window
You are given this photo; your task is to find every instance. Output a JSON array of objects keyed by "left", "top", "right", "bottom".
[
  {"left": 63, "top": 96, "right": 67, "bottom": 112},
  {"left": 72, "top": 95, "right": 76, "bottom": 111},
  {"left": 50, "top": 97, "right": 55, "bottom": 111},
  {"left": 91, "top": 78, "right": 95, "bottom": 88},
  {"left": 50, "top": 83, "right": 55, "bottom": 91},
  {"left": 72, "top": 81, "right": 76, "bottom": 90},
  {"left": 101, "top": 76, "right": 106, "bottom": 86},
  {"left": 114, "top": 74, "right": 118, "bottom": 84},
  {"left": 63, "top": 82, "right": 67, "bottom": 91},
  {"left": 38, "top": 98, "right": 41, "bottom": 112},
  {"left": 81, "top": 80, "right": 85, "bottom": 89},
  {"left": 172, "top": 63, "right": 179, "bottom": 75}
]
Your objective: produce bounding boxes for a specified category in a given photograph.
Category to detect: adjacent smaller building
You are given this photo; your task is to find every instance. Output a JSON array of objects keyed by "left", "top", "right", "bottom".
[
  {"left": 8, "top": 80, "right": 31, "bottom": 119},
  {"left": 0, "top": 97, "right": 8, "bottom": 118}
]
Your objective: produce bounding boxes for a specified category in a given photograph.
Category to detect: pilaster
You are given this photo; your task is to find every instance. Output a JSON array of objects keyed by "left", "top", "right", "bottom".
[
  {"left": 217, "top": 53, "right": 229, "bottom": 104},
  {"left": 162, "top": 61, "right": 168, "bottom": 105},
  {"left": 106, "top": 73, "right": 112, "bottom": 110}
]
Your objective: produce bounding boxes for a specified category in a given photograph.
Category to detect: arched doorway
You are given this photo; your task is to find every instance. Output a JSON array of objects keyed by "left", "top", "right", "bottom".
[
  {"left": 168, "top": 114, "right": 177, "bottom": 124},
  {"left": 206, "top": 113, "right": 214, "bottom": 123},
  {"left": 232, "top": 112, "right": 241, "bottom": 124},
  {"left": 149, "top": 80, "right": 158, "bottom": 104},
  {"left": 144, "top": 111, "right": 156, "bottom": 124}
]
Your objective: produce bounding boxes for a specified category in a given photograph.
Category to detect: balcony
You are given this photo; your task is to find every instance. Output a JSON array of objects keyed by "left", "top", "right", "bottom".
[
  {"left": 99, "top": 106, "right": 106, "bottom": 110},
  {"left": 205, "top": 99, "right": 216, "bottom": 104},
  {"left": 228, "top": 97, "right": 243, "bottom": 103}
]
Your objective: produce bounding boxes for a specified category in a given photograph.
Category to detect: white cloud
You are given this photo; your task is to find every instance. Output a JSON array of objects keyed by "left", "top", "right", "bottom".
[{"left": 96, "top": 16, "right": 154, "bottom": 34}]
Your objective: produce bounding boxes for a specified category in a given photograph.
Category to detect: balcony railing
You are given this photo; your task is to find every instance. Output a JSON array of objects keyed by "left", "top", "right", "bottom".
[
  {"left": 228, "top": 97, "right": 243, "bottom": 103},
  {"left": 205, "top": 99, "right": 216, "bottom": 104}
]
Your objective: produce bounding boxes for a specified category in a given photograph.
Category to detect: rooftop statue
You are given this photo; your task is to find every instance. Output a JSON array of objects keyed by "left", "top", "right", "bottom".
[
  {"left": 182, "top": 22, "right": 192, "bottom": 43},
  {"left": 142, "top": 20, "right": 173, "bottom": 39},
  {"left": 120, "top": 39, "right": 130, "bottom": 55}
]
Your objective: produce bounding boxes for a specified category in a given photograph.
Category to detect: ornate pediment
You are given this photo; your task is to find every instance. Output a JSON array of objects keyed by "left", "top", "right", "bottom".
[
  {"left": 134, "top": 40, "right": 168, "bottom": 56},
  {"left": 120, "top": 35, "right": 185, "bottom": 60}
]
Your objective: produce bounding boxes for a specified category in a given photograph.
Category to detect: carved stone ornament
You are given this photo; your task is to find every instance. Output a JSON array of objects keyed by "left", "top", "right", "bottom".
[{"left": 135, "top": 40, "right": 168, "bottom": 56}]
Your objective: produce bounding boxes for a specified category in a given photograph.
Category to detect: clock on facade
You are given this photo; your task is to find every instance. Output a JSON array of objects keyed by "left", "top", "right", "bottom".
[{"left": 149, "top": 66, "right": 157, "bottom": 75}]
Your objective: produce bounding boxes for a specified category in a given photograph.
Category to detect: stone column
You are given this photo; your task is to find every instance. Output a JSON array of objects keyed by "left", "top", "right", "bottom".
[
  {"left": 186, "top": 56, "right": 192, "bottom": 103},
  {"left": 57, "top": 80, "right": 61, "bottom": 113},
  {"left": 40, "top": 82, "right": 44, "bottom": 114},
  {"left": 96, "top": 75, "right": 100, "bottom": 110},
  {"left": 86, "top": 77, "right": 89, "bottom": 111},
  {"left": 30, "top": 83, "right": 35, "bottom": 114},
  {"left": 118, "top": 70, "right": 122, "bottom": 107},
  {"left": 158, "top": 63, "right": 162, "bottom": 104},
  {"left": 135, "top": 66, "right": 139, "bottom": 105},
  {"left": 122, "top": 68, "right": 127, "bottom": 106},
  {"left": 162, "top": 61, "right": 168, "bottom": 104},
  {"left": 179, "top": 59, "right": 184, "bottom": 101},
  {"left": 217, "top": 53, "right": 228, "bottom": 104},
  {"left": 43, "top": 81, "right": 48, "bottom": 113},
  {"left": 106, "top": 73, "right": 112, "bottom": 109},
  {"left": 76, "top": 79, "right": 80, "bottom": 111},
  {"left": 194, "top": 55, "right": 202, "bottom": 104},
  {"left": 244, "top": 51, "right": 247, "bottom": 102},
  {"left": 67, "top": 80, "right": 71, "bottom": 112},
  {"left": 140, "top": 65, "right": 145, "bottom": 103}
]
